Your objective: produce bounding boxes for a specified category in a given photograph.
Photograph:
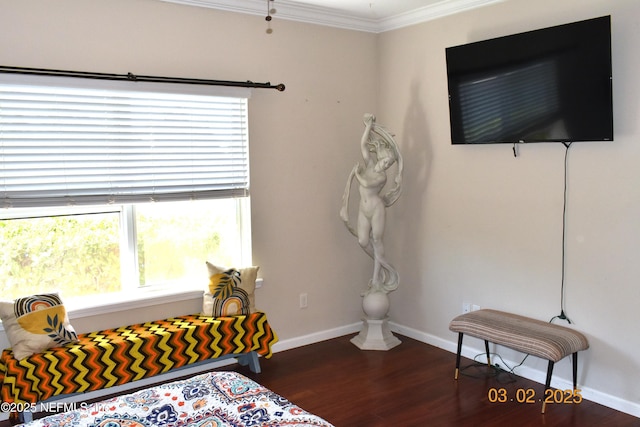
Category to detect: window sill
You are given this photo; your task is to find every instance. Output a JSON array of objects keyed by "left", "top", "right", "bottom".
[
  {"left": 0, "top": 279, "right": 263, "bottom": 333},
  {"left": 65, "top": 287, "right": 205, "bottom": 320},
  {"left": 0, "top": 279, "right": 264, "bottom": 333}
]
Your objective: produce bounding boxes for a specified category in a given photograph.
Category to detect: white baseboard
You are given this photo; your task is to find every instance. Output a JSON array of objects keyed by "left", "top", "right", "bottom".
[
  {"left": 271, "top": 322, "right": 362, "bottom": 353},
  {"left": 389, "top": 321, "right": 640, "bottom": 419}
]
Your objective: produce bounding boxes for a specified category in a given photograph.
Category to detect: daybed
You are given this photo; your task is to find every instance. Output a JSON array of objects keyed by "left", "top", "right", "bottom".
[
  {"left": 1, "top": 263, "right": 280, "bottom": 423},
  {"left": 0, "top": 312, "right": 278, "bottom": 423}
]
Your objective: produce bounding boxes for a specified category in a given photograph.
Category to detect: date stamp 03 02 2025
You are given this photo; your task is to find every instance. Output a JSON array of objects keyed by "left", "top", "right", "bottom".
[{"left": 488, "top": 388, "right": 583, "bottom": 404}]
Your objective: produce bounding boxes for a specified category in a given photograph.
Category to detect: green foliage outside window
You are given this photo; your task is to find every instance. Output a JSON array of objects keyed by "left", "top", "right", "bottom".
[
  {"left": 0, "top": 200, "right": 243, "bottom": 301},
  {"left": 0, "top": 213, "right": 121, "bottom": 299},
  {"left": 135, "top": 201, "right": 235, "bottom": 287}
]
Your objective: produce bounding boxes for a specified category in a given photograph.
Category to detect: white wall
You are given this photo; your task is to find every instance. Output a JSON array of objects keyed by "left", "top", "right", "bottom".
[
  {"left": 0, "top": 0, "right": 375, "bottom": 340},
  {"left": 1, "top": 0, "right": 639, "bottom": 418},
  {"left": 377, "top": 0, "right": 640, "bottom": 416}
]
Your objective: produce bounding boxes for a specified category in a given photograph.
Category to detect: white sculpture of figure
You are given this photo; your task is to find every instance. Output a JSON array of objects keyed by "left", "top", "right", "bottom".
[
  {"left": 341, "top": 113, "right": 403, "bottom": 295},
  {"left": 342, "top": 113, "right": 403, "bottom": 350}
]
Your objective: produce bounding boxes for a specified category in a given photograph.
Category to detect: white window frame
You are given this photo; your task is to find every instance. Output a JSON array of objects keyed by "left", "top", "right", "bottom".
[{"left": 0, "top": 74, "right": 254, "bottom": 318}]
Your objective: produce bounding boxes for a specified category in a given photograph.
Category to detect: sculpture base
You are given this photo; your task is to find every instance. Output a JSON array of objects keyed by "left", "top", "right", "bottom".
[{"left": 351, "top": 317, "right": 401, "bottom": 351}]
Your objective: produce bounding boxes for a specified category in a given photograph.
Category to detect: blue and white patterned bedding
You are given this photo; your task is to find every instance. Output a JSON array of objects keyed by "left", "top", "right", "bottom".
[{"left": 19, "top": 371, "right": 334, "bottom": 427}]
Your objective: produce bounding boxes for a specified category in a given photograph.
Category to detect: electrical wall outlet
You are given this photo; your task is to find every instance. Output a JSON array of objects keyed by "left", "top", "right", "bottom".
[
  {"left": 299, "top": 293, "right": 308, "bottom": 309},
  {"left": 463, "top": 303, "right": 471, "bottom": 314},
  {"left": 472, "top": 304, "right": 481, "bottom": 311}
]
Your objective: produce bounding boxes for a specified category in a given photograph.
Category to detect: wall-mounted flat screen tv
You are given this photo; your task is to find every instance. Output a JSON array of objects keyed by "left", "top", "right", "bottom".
[{"left": 446, "top": 15, "right": 613, "bottom": 144}]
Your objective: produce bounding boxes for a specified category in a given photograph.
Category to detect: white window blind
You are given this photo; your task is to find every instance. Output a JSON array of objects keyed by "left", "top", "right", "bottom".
[{"left": 0, "top": 74, "right": 251, "bottom": 208}]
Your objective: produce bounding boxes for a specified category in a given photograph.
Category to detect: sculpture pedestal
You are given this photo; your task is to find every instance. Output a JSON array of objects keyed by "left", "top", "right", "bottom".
[
  {"left": 351, "top": 317, "right": 401, "bottom": 350},
  {"left": 351, "top": 290, "right": 401, "bottom": 351}
]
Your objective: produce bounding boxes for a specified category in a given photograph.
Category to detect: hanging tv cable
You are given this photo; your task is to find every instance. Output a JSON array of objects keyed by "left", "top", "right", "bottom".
[{"left": 551, "top": 142, "right": 573, "bottom": 324}]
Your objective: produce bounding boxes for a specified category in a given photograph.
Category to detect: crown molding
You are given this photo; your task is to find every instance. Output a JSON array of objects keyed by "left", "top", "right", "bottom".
[
  {"left": 158, "top": 0, "right": 375, "bottom": 32},
  {"left": 377, "top": 0, "right": 505, "bottom": 33},
  {"left": 158, "top": 0, "right": 506, "bottom": 33}
]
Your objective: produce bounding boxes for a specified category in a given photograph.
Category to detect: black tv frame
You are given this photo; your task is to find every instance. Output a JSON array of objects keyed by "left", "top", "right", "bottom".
[{"left": 446, "top": 16, "right": 613, "bottom": 145}]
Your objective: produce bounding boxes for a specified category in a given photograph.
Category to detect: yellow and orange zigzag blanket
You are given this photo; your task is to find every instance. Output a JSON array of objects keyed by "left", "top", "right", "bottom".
[{"left": 0, "top": 312, "right": 277, "bottom": 404}]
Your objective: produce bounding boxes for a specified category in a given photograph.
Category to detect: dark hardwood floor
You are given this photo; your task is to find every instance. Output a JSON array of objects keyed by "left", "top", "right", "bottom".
[
  {"left": 2, "top": 334, "right": 638, "bottom": 426},
  {"left": 240, "top": 334, "right": 639, "bottom": 427}
]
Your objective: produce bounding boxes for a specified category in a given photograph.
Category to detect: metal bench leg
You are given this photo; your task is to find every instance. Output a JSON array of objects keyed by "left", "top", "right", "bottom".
[
  {"left": 572, "top": 352, "right": 578, "bottom": 389},
  {"left": 455, "top": 333, "right": 463, "bottom": 379},
  {"left": 484, "top": 340, "right": 491, "bottom": 366},
  {"left": 542, "top": 360, "right": 554, "bottom": 414}
]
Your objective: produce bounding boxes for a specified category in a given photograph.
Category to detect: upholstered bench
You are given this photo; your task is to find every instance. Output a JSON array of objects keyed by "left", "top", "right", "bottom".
[{"left": 449, "top": 309, "right": 589, "bottom": 413}]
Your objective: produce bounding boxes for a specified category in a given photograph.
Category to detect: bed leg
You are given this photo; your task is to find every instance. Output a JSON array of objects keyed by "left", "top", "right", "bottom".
[
  {"left": 14, "top": 410, "right": 32, "bottom": 424},
  {"left": 237, "top": 351, "right": 261, "bottom": 374}
]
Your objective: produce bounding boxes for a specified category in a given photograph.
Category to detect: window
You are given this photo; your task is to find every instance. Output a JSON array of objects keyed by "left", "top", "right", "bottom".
[{"left": 0, "top": 74, "right": 252, "bottom": 305}]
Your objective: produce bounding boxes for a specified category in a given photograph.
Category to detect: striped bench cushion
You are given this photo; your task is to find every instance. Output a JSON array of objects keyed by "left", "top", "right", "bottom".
[{"left": 449, "top": 309, "right": 588, "bottom": 362}]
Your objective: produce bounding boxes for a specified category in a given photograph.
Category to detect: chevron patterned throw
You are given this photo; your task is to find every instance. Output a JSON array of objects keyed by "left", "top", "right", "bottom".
[{"left": 0, "top": 312, "right": 277, "bottom": 405}]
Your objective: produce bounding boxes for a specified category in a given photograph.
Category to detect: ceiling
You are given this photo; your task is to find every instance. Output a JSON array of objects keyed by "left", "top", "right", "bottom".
[{"left": 160, "top": 0, "right": 506, "bottom": 32}]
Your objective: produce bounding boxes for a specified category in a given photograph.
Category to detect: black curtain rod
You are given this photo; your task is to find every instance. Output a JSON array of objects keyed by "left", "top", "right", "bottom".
[{"left": 0, "top": 65, "right": 286, "bottom": 91}]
